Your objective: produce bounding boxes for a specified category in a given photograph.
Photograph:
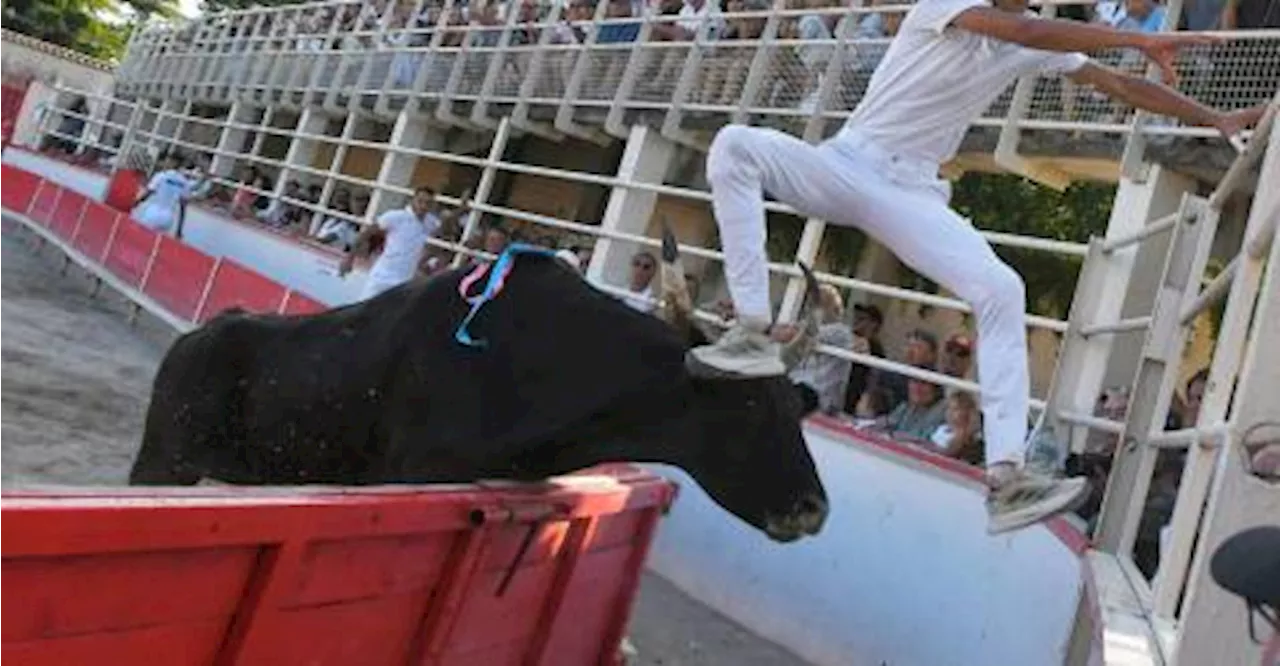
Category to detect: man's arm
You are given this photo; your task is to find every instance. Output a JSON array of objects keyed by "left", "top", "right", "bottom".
[
  {"left": 953, "top": 8, "right": 1151, "bottom": 52},
  {"left": 1068, "top": 62, "right": 1265, "bottom": 138},
  {"left": 950, "top": 7, "right": 1218, "bottom": 83}
]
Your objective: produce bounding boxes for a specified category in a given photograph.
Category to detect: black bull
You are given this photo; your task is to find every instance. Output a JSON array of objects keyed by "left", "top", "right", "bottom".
[{"left": 131, "top": 245, "right": 830, "bottom": 542}]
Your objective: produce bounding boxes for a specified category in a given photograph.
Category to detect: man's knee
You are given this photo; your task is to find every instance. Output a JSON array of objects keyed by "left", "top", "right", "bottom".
[
  {"left": 706, "top": 124, "right": 758, "bottom": 184},
  {"left": 970, "top": 261, "right": 1026, "bottom": 311}
]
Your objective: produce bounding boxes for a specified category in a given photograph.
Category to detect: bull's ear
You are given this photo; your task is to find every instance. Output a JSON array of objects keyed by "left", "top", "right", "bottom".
[{"left": 794, "top": 383, "right": 820, "bottom": 415}]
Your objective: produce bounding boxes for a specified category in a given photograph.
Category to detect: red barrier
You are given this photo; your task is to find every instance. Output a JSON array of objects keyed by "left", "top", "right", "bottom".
[
  {"left": 1, "top": 164, "right": 42, "bottom": 214},
  {"left": 280, "top": 290, "right": 329, "bottom": 316},
  {"left": 1, "top": 82, "right": 27, "bottom": 147},
  {"left": 101, "top": 219, "right": 160, "bottom": 288},
  {"left": 26, "top": 181, "right": 61, "bottom": 227},
  {"left": 72, "top": 203, "right": 122, "bottom": 263},
  {"left": 104, "top": 169, "right": 145, "bottom": 214},
  {"left": 196, "top": 258, "right": 288, "bottom": 323},
  {"left": 2, "top": 470, "right": 675, "bottom": 666},
  {"left": 49, "top": 190, "right": 89, "bottom": 241},
  {"left": 141, "top": 236, "right": 218, "bottom": 322}
]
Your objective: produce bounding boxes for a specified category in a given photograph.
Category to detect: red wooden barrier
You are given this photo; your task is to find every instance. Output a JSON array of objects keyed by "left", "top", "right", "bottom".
[
  {"left": 1, "top": 164, "right": 42, "bottom": 214},
  {"left": 104, "top": 169, "right": 145, "bottom": 214},
  {"left": 101, "top": 218, "right": 160, "bottom": 288},
  {"left": 49, "top": 190, "right": 89, "bottom": 241},
  {"left": 196, "top": 258, "right": 288, "bottom": 323},
  {"left": 1, "top": 470, "right": 676, "bottom": 666},
  {"left": 26, "top": 181, "right": 61, "bottom": 227},
  {"left": 71, "top": 203, "right": 121, "bottom": 263},
  {"left": 1, "top": 81, "right": 27, "bottom": 147},
  {"left": 280, "top": 290, "right": 329, "bottom": 316},
  {"left": 141, "top": 236, "right": 218, "bottom": 322}
]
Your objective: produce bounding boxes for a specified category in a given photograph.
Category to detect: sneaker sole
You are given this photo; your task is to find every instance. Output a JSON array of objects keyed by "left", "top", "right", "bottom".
[
  {"left": 686, "top": 349, "right": 787, "bottom": 379},
  {"left": 987, "top": 478, "right": 1092, "bottom": 536}
]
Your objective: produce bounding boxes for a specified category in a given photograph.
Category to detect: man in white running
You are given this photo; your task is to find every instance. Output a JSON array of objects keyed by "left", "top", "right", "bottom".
[
  {"left": 132, "top": 153, "right": 206, "bottom": 234},
  {"left": 686, "top": 0, "right": 1264, "bottom": 535},
  {"left": 339, "top": 186, "right": 471, "bottom": 300}
]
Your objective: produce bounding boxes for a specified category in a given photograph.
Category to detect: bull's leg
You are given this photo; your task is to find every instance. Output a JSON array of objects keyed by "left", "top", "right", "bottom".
[{"left": 128, "top": 441, "right": 203, "bottom": 485}]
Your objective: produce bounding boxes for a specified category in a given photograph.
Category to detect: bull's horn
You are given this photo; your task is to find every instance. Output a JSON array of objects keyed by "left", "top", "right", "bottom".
[
  {"left": 781, "top": 263, "right": 821, "bottom": 372},
  {"left": 657, "top": 220, "right": 694, "bottom": 337}
]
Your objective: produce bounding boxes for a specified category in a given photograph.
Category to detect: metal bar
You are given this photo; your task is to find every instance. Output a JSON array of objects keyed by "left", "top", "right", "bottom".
[
  {"left": 1057, "top": 410, "right": 1126, "bottom": 435},
  {"left": 1179, "top": 256, "right": 1239, "bottom": 325},
  {"left": 1145, "top": 424, "right": 1228, "bottom": 449},
  {"left": 1207, "top": 92, "right": 1278, "bottom": 210},
  {"left": 1101, "top": 212, "right": 1179, "bottom": 254},
  {"left": 1079, "top": 316, "right": 1152, "bottom": 337}
]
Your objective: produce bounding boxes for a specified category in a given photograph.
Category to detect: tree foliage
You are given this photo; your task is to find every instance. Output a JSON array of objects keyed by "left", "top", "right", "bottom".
[
  {"left": 951, "top": 173, "right": 1115, "bottom": 318},
  {"left": 3, "top": 0, "right": 180, "bottom": 62}
]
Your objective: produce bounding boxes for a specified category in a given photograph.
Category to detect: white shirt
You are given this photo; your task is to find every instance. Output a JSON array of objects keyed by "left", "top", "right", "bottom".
[
  {"left": 677, "top": 0, "right": 724, "bottom": 37},
  {"left": 622, "top": 285, "right": 656, "bottom": 313},
  {"left": 366, "top": 206, "right": 440, "bottom": 292},
  {"left": 838, "top": 0, "right": 1089, "bottom": 167},
  {"left": 134, "top": 169, "right": 196, "bottom": 230}
]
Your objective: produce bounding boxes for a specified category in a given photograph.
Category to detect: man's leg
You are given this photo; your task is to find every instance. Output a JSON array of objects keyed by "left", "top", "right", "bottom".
[
  {"left": 693, "top": 126, "right": 1086, "bottom": 532},
  {"left": 689, "top": 125, "right": 851, "bottom": 377}
]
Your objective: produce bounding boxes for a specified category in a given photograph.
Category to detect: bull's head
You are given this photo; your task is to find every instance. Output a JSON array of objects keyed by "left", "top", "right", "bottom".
[{"left": 655, "top": 223, "right": 828, "bottom": 543}]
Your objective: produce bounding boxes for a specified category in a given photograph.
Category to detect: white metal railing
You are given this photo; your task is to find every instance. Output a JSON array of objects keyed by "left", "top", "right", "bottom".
[{"left": 112, "top": 0, "right": 1278, "bottom": 146}]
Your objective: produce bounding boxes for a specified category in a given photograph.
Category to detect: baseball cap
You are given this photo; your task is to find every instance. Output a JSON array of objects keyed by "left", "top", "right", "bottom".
[{"left": 1210, "top": 525, "right": 1280, "bottom": 640}]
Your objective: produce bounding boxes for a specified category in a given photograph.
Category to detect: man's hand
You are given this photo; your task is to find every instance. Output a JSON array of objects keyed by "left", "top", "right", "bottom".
[
  {"left": 1137, "top": 32, "right": 1222, "bottom": 86},
  {"left": 1212, "top": 104, "right": 1267, "bottom": 147}
]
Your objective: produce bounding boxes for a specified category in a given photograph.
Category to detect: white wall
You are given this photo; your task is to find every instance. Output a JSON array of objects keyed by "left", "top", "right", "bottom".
[
  {"left": 644, "top": 418, "right": 1085, "bottom": 666},
  {"left": 3, "top": 148, "right": 368, "bottom": 305}
]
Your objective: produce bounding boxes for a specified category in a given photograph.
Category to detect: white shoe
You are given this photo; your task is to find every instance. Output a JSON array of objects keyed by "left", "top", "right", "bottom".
[
  {"left": 986, "top": 467, "right": 1090, "bottom": 535},
  {"left": 686, "top": 321, "right": 786, "bottom": 378}
]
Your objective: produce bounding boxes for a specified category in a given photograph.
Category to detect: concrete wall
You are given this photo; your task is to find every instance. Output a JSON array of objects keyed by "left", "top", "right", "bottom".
[
  {"left": 2, "top": 30, "right": 116, "bottom": 151},
  {"left": 645, "top": 417, "right": 1088, "bottom": 666}
]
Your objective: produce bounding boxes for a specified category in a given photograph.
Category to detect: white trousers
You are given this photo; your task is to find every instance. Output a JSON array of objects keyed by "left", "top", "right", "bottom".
[{"left": 706, "top": 125, "right": 1029, "bottom": 465}]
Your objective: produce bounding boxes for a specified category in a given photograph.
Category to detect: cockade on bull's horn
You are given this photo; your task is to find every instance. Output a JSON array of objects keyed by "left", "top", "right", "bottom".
[{"left": 655, "top": 220, "right": 820, "bottom": 378}]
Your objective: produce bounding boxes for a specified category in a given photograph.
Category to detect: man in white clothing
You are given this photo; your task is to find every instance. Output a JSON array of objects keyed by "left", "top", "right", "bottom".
[
  {"left": 132, "top": 153, "right": 206, "bottom": 234},
  {"left": 686, "top": 0, "right": 1264, "bottom": 535},
  {"left": 339, "top": 186, "right": 471, "bottom": 300}
]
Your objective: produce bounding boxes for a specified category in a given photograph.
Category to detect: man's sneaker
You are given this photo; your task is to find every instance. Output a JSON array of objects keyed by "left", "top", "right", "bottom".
[
  {"left": 986, "top": 468, "right": 1090, "bottom": 535},
  {"left": 686, "top": 321, "right": 786, "bottom": 378}
]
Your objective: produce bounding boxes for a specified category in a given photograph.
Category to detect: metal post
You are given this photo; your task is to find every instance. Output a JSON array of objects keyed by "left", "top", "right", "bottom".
[
  {"left": 451, "top": 116, "right": 512, "bottom": 268},
  {"left": 1095, "top": 194, "right": 1218, "bottom": 556}
]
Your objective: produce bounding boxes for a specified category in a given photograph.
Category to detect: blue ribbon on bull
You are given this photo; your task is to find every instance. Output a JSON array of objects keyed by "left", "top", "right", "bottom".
[{"left": 454, "top": 242, "right": 561, "bottom": 348}]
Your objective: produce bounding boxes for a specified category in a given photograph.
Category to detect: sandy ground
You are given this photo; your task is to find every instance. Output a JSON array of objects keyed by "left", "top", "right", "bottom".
[{"left": 0, "top": 225, "right": 812, "bottom": 666}]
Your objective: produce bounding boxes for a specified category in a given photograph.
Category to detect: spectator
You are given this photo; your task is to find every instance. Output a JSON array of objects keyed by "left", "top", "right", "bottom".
[
  {"left": 843, "top": 302, "right": 886, "bottom": 413},
  {"left": 929, "top": 391, "right": 984, "bottom": 465},
  {"left": 878, "top": 328, "right": 938, "bottom": 407},
  {"left": 314, "top": 189, "right": 359, "bottom": 251},
  {"left": 1181, "top": 369, "right": 1209, "bottom": 426},
  {"left": 483, "top": 224, "right": 511, "bottom": 256},
  {"left": 592, "top": 0, "right": 642, "bottom": 96},
  {"left": 1118, "top": 0, "right": 1168, "bottom": 33},
  {"left": 941, "top": 332, "right": 974, "bottom": 379},
  {"left": 621, "top": 250, "right": 658, "bottom": 312},
  {"left": 877, "top": 364, "right": 947, "bottom": 443},
  {"left": 853, "top": 386, "right": 894, "bottom": 425},
  {"left": 775, "top": 284, "right": 856, "bottom": 415}
]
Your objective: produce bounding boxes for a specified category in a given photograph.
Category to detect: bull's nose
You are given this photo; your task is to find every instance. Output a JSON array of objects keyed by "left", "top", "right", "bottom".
[{"left": 795, "top": 493, "right": 829, "bottom": 534}]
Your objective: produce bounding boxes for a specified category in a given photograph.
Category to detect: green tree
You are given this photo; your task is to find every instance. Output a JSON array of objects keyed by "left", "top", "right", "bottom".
[{"left": 3, "top": 0, "right": 180, "bottom": 61}]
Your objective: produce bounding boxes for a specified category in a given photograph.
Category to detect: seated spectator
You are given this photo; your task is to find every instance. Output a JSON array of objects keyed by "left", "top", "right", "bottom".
[
  {"left": 877, "top": 364, "right": 946, "bottom": 442},
  {"left": 774, "top": 284, "right": 855, "bottom": 415},
  {"left": 941, "top": 332, "right": 974, "bottom": 379},
  {"left": 1118, "top": 0, "right": 1168, "bottom": 32},
  {"left": 879, "top": 328, "right": 938, "bottom": 408},
  {"left": 843, "top": 302, "right": 886, "bottom": 413},
  {"left": 589, "top": 0, "right": 643, "bottom": 97},
  {"left": 853, "top": 386, "right": 894, "bottom": 425},
  {"left": 929, "top": 391, "right": 984, "bottom": 466},
  {"left": 621, "top": 250, "right": 658, "bottom": 312}
]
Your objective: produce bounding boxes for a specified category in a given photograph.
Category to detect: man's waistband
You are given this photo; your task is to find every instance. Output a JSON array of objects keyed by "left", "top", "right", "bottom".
[{"left": 826, "top": 129, "right": 941, "bottom": 182}]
